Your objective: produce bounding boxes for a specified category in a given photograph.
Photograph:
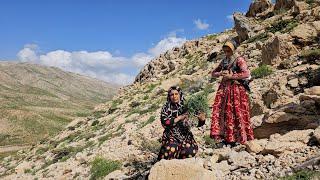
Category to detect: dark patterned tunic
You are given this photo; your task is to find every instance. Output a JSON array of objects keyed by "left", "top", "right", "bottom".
[{"left": 157, "top": 102, "right": 198, "bottom": 160}]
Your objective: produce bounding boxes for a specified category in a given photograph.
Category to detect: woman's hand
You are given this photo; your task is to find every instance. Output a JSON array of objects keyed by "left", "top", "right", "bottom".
[
  {"left": 196, "top": 112, "right": 206, "bottom": 121},
  {"left": 174, "top": 114, "right": 188, "bottom": 123},
  {"left": 222, "top": 71, "right": 233, "bottom": 80}
]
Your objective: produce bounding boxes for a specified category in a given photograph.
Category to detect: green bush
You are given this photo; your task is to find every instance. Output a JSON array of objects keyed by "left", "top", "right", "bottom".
[
  {"left": 251, "top": 65, "right": 273, "bottom": 79},
  {"left": 203, "top": 135, "right": 217, "bottom": 149},
  {"left": 206, "top": 34, "right": 217, "bottom": 40},
  {"left": 140, "top": 115, "right": 156, "bottom": 128},
  {"left": 246, "top": 32, "right": 268, "bottom": 43},
  {"left": 267, "top": 19, "right": 298, "bottom": 34},
  {"left": 300, "top": 48, "right": 320, "bottom": 62},
  {"left": 90, "top": 157, "right": 121, "bottom": 180},
  {"left": 280, "top": 170, "right": 320, "bottom": 180},
  {"left": 186, "top": 91, "right": 210, "bottom": 120}
]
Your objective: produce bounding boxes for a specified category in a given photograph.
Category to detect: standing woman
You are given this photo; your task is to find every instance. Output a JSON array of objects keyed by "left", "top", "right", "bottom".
[
  {"left": 210, "top": 40, "right": 254, "bottom": 145},
  {"left": 157, "top": 86, "right": 205, "bottom": 160}
]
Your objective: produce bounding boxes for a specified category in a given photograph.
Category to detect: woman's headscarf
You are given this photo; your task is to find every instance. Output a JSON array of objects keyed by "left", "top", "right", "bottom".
[{"left": 162, "top": 86, "right": 187, "bottom": 119}]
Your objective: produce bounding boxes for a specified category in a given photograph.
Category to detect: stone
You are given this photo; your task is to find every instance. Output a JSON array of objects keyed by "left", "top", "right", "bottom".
[
  {"left": 234, "top": 12, "right": 261, "bottom": 42},
  {"left": 149, "top": 159, "right": 215, "bottom": 180},
  {"left": 291, "top": 23, "right": 318, "bottom": 45},
  {"left": 304, "top": 86, "right": 320, "bottom": 96},
  {"left": 245, "top": 139, "right": 268, "bottom": 154},
  {"left": 288, "top": 78, "right": 299, "bottom": 88},
  {"left": 274, "top": 0, "right": 295, "bottom": 11},
  {"left": 261, "top": 34, "right": 299, "bottom": 66},
  {"left": 313, "top": 126, "right": 320, "bottom": 143},
  {"left": 227, "top": 151, "right": 256, "bottom": 168},
  {"left": 246, "top": 0, "right": 273, "bottom": 17},
  {"left": 160, "top": 78, "right": 181, "bottom": 91}
]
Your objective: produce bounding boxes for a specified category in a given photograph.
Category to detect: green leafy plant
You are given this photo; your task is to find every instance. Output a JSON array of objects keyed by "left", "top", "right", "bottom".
[
  {"left": 300, "top": 48, "right": 320, "bottom": 63},
  {"left": 90, "top": 157, "right": 121, "bottom": 180},
  {"left": 251, "top": 65, "right": 273, "bottom": 79},
  {"left": 280, "top": 170, "right": 320, "bottom": 180},
  {"left": 186, "top": 91, "right": 210, "bottom": 120}
]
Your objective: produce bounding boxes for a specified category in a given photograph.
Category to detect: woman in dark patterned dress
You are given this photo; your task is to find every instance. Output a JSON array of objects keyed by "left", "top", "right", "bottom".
[
  {"left": 157, "top": 86, "right": 205, "bottom": 160},
  {"left": 210, "top": 40, "right": 254, "bottom": 145}
]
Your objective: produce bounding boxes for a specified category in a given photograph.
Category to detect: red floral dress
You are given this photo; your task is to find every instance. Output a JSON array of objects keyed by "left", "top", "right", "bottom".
[{"left": 210, "top": 56, "right": 254, "bottom": 144}]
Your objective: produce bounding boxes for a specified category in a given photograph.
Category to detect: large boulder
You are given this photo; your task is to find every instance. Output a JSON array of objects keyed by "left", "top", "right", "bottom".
[
  {"left": 274, "top": 0, "right": 295, "bottom": 11},
  {"left": 149, "top": 159, "right": 215, "bottom": 180},
  {"left": 291, "top": 22, "right": 320, "bottom": 45},
  {"left": 234, "top": 12, "right": 263, "bottom": 43},
  {"left": 261, "top": 34, "right": 298, "bottom": 66},
  {"left": 246, "top": 0, "right": 273, "bottom": 17}
]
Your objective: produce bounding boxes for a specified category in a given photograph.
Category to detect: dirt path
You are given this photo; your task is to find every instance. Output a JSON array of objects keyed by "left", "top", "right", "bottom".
[{"left": 0, "top": 144, "right": 31, "bottom": 153}]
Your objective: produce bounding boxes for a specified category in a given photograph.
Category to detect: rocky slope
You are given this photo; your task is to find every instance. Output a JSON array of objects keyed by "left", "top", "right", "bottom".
[
  {"left": 1, "top": 0, "right": 320, "bottom": 179},
  {"left": 0, "top": 62, "right": 118, "bottom": 147}
]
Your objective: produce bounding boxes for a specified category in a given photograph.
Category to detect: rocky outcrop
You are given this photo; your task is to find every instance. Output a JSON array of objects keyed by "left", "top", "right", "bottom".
[
  {"left": 246, "top": 0, "right": 273, "bottom": 17},
  {"left": 149, "top": 158, "right": 215, "bottom": 180},
  {"left": 274, "top": 0, "right": 295, "bottom": 11},
  {"left": 234, "top": 12, "right": 263, "bottom": 43},
  {"left": 291, "top": 21, "right": 320, "bottom": 45},
  {"left": 261, "top": 34, "right": 298, "bottom": 66}
]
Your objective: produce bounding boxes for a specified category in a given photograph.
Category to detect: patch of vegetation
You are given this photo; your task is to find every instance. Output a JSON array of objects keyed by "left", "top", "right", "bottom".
[
  {"left": 206, "top": 34, "right": 218, "bottom": 40},
  {"left": 246, "top": 32, "right": 268, "bottom": 43},
  {"left": 140, "top": 115, "right": 156, "bottom": 128},
  {"left": 145, "top": 83, "right": 157, "bottom": 93},
  {"left": 98, "top": 133, "right": 113, "bottom": 145},
  {"left": 203, "top": 135, "right": 217, "bottom": 149},
  {"left": 143, "top": 95, "right": 149, "bottom": 100},
  {"left": 52, "top": 141, "right": 94, "bottom": 163},
  {"left": 300, "top": 48, "right": 320, "bottom": 63},
  {"left": 186, "top": 91, "right": 210, "bottom": 121},
  {"left": 251, "top": 65, "right": 273, "bottom": 79},
  {"left": 92, "top": 111, "right": 106, "bottom": 119},
  {"left": 306, "top": 0, "right": 315, "bottom": 5},
  {"left": 280, "top": 170, "right": 320, "bottom": 180},
  {"left": 140, "top": 139, "right": 161, "bottom": 154},
  {"left": 273, "top": 8, "right": 287, "bottom": 15},
  {"left": 90, "top": 157, "right": 121, "bottom": 180},
  {"left": 267, "top": 19, "right": 298, "bottom": 34}
]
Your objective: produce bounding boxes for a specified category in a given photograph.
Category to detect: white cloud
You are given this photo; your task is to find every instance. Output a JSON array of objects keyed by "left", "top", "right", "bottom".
[
  {"left": 194, "top": 19, "right": 210, "bottom": 30},
  {"left": 227, "top": 15, "right": 234, "bottom": 23},
  {"left": 149, "top": 36, "right": 186, "bottom": 56},
  {"left": 17, "top": 33, "right": 186, "bottom": 85}
]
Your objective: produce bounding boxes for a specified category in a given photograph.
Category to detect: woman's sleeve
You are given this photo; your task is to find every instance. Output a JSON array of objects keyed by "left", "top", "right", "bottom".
[
  {"left": 231, "top": 57, "right": 250, "bottom": 80},
  {"left": 160, "top": 106, "right": 175, "bottom": 127},
  {"left": 211, "top": 61, "right": 222, "bottom": 77}
]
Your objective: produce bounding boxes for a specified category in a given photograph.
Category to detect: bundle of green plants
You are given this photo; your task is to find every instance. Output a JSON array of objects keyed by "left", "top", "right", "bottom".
[{"left": 186, "top": 91, "right": 210, "bottom": 120}]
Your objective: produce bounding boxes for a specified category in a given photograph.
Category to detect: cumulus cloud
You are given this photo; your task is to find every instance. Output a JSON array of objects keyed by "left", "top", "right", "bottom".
[
  {"left": 194, "top": 19, "right": 210, "bottom": 30},
  {"left": 149, "top": 36, "right": 186, "bottom": 56},
  {"left": 17, "top": 32, "right": 186, "bottom": 85},
  {"left": 227, "top": 14, "right": 234, "bottom": 23}
]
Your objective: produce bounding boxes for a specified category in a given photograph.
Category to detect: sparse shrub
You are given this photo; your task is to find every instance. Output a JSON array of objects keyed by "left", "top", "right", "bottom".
[
  {"left": 140, "top": 139, "right": 161, "bottom": 154},
  {"left": 206, "top": 34, "right": 217, "bottom": 40},
  {"left": 90, "top": 157, "right": 121, "bottom": 180},
  {"left": 93, "top": 111, "right": 105, "bottom": 119},
  {"left": 280, "top": 170, "right": 320, "bottom": 180},
  {"left": 140, "top": 115, "right": 156, "bottom": 128},
  {"left": 300, "top": 48, "right": 320, "bottom": 63},
  {"left": 306, "top": 0, "right": 315, "bottom": 5},
  {"left": 246, "top": 32, "right": 268, "bottom": 43},
  {"left": 186, "top": 91, "right": 210, "bottom": 120},
  {"left": 267, "top": 19, "right": 298, "bottom": 34},
  {"left": 203, "top": 135, "right": 217, "bottom": 149},
  {"left": 251, "top": 65, "right": 273, "bottom": 79}
]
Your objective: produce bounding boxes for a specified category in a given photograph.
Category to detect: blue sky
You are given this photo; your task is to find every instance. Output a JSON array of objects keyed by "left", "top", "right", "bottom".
[{"left": 0, "top": 0, "right": 252, "bottom": 85}]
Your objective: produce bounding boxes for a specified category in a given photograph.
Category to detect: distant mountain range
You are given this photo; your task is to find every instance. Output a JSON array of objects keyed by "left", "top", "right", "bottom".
[{"left": 0, "top": 61, "right": 119, "bottom": 146}]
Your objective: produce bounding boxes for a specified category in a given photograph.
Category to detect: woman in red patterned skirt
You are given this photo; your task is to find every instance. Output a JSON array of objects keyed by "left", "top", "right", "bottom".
[{"left": 210, "top": 40, "right": 254, "bottom": 146}]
